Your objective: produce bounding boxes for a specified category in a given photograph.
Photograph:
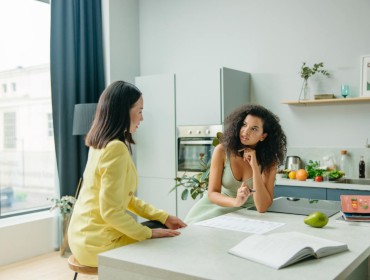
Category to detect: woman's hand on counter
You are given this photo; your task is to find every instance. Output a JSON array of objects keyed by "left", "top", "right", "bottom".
[
  {"left": 151, "top": 228, "right": 182, "bottom": 238},
  {"left": 165, "top": 215, "right": 187, "bottom": 230}
]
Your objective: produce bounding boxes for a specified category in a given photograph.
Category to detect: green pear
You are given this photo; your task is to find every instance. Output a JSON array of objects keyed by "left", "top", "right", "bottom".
[{"left": 304, "top": 211, "right": 329, "bottom": 228}]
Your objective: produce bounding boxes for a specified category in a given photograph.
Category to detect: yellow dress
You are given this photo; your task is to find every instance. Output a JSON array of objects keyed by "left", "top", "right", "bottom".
[{"left": 67, "top": 140, "right": 168, "bottom": 267}]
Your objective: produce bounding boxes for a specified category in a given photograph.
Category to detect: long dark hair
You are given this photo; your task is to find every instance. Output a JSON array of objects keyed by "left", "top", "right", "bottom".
[
  {"left": 222, "top": 104, "right": 287, "bottom": 173},
  {"left": 85, "top": 81, "right": 142, "bottom": 151}
]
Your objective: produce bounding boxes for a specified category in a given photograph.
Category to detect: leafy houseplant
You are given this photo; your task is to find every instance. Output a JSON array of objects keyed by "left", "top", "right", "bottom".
[
  {"left": 299, "top": 62, "right": 330, "bottom": 100},
  {"left": 49, "top": 195, "right": 76, "bottom": 217},
  {"left": 49, "top": 195, "right": 76, "bottom": 255},
  {"left": 172, "top": 132, "right": 223, "bottom": 200}
]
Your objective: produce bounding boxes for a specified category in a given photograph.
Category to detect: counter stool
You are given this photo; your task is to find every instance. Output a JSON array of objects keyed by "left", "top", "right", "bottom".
[{"left": 68, "top": 255, "right": 98, "bottom": 280}]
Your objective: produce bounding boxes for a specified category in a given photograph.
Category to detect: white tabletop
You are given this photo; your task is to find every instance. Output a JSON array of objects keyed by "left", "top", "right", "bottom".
[{"left": 99, "top": 208, "right": 370, "bottom": 280}]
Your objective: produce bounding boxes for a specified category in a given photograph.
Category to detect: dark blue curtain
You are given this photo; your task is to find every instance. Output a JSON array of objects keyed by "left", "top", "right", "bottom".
[{"left": 50, "top": 0, "right": 105, "bottom": 196}]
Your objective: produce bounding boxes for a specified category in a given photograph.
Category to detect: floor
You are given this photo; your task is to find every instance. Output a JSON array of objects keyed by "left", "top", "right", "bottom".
[{"left": 0, "top": 251, "right": 98, "bottom": 280}]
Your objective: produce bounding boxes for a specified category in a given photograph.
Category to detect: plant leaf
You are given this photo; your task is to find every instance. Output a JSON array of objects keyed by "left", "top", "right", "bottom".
[{"left": 181, "top": 189, "right": 189, "bottom": 200}]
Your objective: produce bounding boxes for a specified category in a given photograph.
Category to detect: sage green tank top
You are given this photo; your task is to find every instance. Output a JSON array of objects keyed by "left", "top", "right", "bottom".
[{"left": 221, "top": 153, "right": 254, "bottom": 206}]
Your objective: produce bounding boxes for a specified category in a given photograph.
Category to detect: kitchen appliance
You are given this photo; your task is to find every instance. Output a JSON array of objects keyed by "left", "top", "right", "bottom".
[
  {"left": 177, "top": 125, "right": 223, "bottom": 176},
  {"left": 285, "top": 156, "right": 302, "bottom": 170}
]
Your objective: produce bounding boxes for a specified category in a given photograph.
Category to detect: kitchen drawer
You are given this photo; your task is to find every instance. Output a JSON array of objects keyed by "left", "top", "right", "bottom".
[
  {"left": 326, "top": 188, "right": 370, "bottom": 201},
  {"left": 274, "top": 185, "right": 326, "bottom": 200}
]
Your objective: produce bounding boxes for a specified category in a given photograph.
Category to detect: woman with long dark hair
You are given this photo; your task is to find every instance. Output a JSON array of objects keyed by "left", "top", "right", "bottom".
[{"left": 68, "top": 81, "right": 186, "bottom": 267}]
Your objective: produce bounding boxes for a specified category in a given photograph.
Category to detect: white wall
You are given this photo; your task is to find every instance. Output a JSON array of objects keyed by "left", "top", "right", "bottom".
[
  {"left": 138, "top": 0, "right": 370, "bottom": 149},
  {"left": 102, "top": 0, "right": 140, "bottom": 85},
  {"left": 0, "top": 212, "right": 56, "bottom": 266}
]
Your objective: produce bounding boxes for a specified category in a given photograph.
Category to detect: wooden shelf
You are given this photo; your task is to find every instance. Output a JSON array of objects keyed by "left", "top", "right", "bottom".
[{"left": 282, "top": 97, "right": 370, "bottom": 105}]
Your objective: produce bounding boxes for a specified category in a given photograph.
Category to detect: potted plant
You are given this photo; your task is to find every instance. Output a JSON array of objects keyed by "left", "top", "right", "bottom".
[
  {"left": 299, "top": 62, "right": 330, "bottom": 100},
  {"left": 49, "top": 195, "right": 76, "bottom": 255},
  {"left": 171, "top": 132, "right": 223, "bottom": 200}
]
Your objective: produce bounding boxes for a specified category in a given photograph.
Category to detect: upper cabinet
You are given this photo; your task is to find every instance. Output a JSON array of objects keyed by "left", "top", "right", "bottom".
[
  {"left": 282, "top": 97, "right": 370, "bottom": 105},
  {"left": 176, "top": 67, "right": 251, "bottom": 125}
]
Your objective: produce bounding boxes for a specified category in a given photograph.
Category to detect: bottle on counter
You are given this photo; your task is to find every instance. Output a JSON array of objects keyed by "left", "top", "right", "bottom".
[
  {"left": 340, "top": 150, "right": 350, "bottom": 177},
  {"left": 359, "top": 156, "right": 365, "bottom": 178}
]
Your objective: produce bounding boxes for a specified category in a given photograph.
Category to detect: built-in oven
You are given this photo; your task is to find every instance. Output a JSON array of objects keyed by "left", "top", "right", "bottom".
[{"left": 177, "top": 125, "right": 223, "bottom": 176}]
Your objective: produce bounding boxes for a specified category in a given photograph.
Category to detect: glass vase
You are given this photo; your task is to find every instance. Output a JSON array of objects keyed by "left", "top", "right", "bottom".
[
  {"left": 59, "top": 213, "right": 72, "bottom": 256},
  {"left": 300, "top": 79, "right": 311, "bottom": 100}
]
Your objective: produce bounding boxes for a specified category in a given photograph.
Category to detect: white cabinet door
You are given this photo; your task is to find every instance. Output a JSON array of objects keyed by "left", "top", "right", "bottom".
[
  {"left": 136, "top": 177, "right": 177, "bottom": 222},
  {"left": 176, "top": 70, "right": 221, "bottom": 125},
  {"left": 221, "top": 67, "right": 251, "bottom": 121},
  {"left": 176, "top": 68, "right": 250, "bottom": 126},
  {"left": 176, "top": 185, "right": 201, "bottom": 220},
  {"left": 134, "top": 74, "right": 176, "bottom": 179}
]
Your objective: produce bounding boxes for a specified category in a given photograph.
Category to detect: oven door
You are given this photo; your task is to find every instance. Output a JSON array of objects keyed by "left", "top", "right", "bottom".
[{"left": 177, "top": 137, "right": 214, "bottom": 174}]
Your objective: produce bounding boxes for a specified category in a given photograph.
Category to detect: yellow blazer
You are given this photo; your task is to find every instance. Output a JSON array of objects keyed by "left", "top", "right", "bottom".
[{"left": 68, "top": 140, "right": 168, "bottom": 267}]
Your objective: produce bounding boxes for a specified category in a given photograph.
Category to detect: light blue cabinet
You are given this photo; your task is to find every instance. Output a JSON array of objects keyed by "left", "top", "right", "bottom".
[
  {"left": 274, "top": 185, "right": 326, "bottom": 200},
  {"left": 275, "top": 184, "right": 370, "bottom": 202},
  {"left": 327, "top": 189, "right": 370, "bottom": 201},
  {"left": 176, "top": 67, "right": 250, "bottom": 126}
]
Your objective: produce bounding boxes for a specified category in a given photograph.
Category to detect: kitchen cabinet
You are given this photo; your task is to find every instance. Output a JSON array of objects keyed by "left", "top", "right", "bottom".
[
  {"left": 327, "top": 188, "right": 370, "bottom": 201},
  {"left": 274, "top": 185, "right": 326, "bottom": 200},
  {"left": 134, "top": 74, "right": 177, "bottom": 219},
  {"left": 176, "top": 67, "right": 250, "bottom": 125},
  {"left": 135, "top": 68, "right": 250, "bottom": 219},
  {"left": 275, "top": 184, "right": 370, "bottom": 202}
]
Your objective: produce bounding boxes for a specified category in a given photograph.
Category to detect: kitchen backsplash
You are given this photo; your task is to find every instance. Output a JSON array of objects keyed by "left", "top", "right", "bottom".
[{"left": 286, "top": 147, "right": 370, "bottom": 179}]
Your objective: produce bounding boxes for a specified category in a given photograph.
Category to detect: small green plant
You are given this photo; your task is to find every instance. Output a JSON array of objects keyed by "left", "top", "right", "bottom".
[
  {"left": 171, "top": 132, "right": 223, "bottom": 200},
  {"left": 300, "top": 62, "right": 330, "bottom": 80},
  {"left": 305, "top": 160, "right": 345, "bottom": 180},
  {"left": 305, "top": 160, "right": 324, "bottom": 179},
  {"left": 49, "top": 195, "right": 76, "bottom": 217}
]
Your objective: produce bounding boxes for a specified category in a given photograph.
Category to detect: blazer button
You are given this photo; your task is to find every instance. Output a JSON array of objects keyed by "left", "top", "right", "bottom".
[{"left": 128, "top": 191, "right": 133, "bottom": 196}]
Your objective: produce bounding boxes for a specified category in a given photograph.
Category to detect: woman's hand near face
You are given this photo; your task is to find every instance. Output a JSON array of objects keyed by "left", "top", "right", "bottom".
[
  {"left": 234, "top": 182, "right": 252, "bottom": 207},
  {"left": 243, "top": 148, "right": 259, "bottom": 170},
  {"left": 151, "top": 228, "right": 181, "bottom": 239},
  {"left": 164, "top": 215, "right": 187, "bottom": 230}
]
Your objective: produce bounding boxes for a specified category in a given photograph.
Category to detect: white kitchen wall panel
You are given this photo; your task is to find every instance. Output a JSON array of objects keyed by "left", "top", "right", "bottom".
[
  {"left": 136, "top": 177, "right": 177, "bottom": 222},
  {"left": 134, "top": 74, "right": 176, "bottom": 179},
  {"left": 134, "top": 74, "right": 177, "bottom": 217}
]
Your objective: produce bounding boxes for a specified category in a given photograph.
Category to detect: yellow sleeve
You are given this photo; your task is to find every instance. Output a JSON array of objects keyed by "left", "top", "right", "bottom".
[
  {"left": 128, "top": 196, "right": 169, "bottom": 224},
  {"left": 98, "top": 141, "right": 151, "bottom": 241}
]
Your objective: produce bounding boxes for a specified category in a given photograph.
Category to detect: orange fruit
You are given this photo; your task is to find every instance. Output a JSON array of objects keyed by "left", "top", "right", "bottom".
[
  {"left": 288, "top": 171, "right": 296, "bottom": 179},
  {"left": 296, "top": 169, "right": 308, "bottom": 181}
]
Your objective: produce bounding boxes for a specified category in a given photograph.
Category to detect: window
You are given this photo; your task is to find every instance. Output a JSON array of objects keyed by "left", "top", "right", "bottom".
[
  {"left": 11, "top": 82, "right": 16, "bottom": 92},
  {"left": 0, "top": 0, "right": 55, "bottom": 217},
  {"left": 3, "top": 112, "right": 16, "bottom": 149}
]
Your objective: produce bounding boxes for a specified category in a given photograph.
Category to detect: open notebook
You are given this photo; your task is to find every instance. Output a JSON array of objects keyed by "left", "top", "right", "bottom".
[{"left": 229, "top": 231, "right": 348, "bottom": 269}]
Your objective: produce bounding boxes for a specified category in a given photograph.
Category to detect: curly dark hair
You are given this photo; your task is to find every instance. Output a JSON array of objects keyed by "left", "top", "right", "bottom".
[{"left": 222, "top": 104, "right": 287, "bottom": 174}]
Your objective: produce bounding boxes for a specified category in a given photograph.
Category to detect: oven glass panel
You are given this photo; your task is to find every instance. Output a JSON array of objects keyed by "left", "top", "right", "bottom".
[{"left": 178, "top": 137, "right": 214, "bottom": 172}]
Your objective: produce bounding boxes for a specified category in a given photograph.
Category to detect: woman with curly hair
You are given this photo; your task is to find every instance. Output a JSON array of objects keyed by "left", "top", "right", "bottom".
[{"left": 185, "top": 104, "right": 287, "bottom": 224}]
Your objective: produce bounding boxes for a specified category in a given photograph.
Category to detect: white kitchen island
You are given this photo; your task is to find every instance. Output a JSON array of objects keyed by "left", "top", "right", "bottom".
[{"left": 98, "top": 207, "right": 370, "bottom": 280}]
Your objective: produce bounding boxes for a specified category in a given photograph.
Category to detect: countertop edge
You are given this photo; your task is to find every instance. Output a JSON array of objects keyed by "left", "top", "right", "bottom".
[{"left": 275, "top": 178, "right": 370, "bottom": 191}]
